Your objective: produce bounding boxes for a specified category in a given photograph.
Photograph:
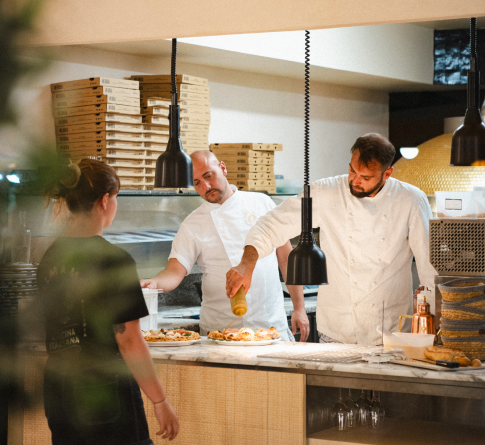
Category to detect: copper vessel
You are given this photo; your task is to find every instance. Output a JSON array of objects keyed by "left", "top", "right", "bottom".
[
  {"left": 412, "top": 296, "right": 436, "bottom": 335},
  {"left": 399, "top": 296, "right": 436, "bottom": 335}
]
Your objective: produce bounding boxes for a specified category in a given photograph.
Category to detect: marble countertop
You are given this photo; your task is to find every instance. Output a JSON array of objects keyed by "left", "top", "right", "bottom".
[{"left": 148, "top": 339, "right": 485, "bottom": 385}]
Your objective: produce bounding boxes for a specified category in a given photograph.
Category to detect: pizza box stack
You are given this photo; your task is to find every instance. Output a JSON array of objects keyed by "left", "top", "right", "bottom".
[
  {"left": 51, "top": 77, "right": 162, "bottom": 190},
  {"left": 209, "top": 143, "right": 283, "bottom": 194},
  {"left": 128, "top": 74, "right": 210, "bottom": 155}
]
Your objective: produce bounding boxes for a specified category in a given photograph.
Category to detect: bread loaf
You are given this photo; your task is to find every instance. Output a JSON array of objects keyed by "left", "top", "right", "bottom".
[
  {"left": 424, "top": 346, "right": 465, "bottom": 361},
  {"left": 472, "top": 359, "right": 482, "bottom": 367},
  {"left": 453, "top": 356, "right": 472, "bottom": 367}
]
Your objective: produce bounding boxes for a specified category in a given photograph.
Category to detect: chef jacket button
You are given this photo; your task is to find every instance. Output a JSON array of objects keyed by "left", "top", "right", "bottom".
[
  {"left": 349, "top": 236, "right": 353, "bottom": 240},
  {"left": 350, "top": 259, "right": 354, "bottom": 264},
  {"left": 349, "top": 213, "right": 353, "bottom": 217},
  {"left": 381, "top": 238, "right": 385, "bottom": 242},
  {"left": 353, "top": 282, "right": 357, "bottom": 286},
  {"left": 353, "top": 303, "right": 357, "bottom": 308}
]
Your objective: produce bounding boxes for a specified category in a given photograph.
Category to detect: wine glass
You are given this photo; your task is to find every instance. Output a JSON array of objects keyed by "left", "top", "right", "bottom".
[
  {"left": 370, "top": 391, "right": 385, "bottom": 429},
  {"left": 331, "top": 388, "right": 349, "bottom": 431},
  {"left": 357, "top": 389, "right": 372, "bottom": 428},
  {"left": 344, "top": 389, "right": 359, "bottom": 428}
]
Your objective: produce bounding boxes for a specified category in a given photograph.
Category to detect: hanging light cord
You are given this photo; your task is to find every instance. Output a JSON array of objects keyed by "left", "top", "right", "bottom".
[
  {"left": 304, "top": 30, "right": 310, "bottom": 188},
  {"left": 470, "top": 18, "right": 477, "bottom": 70},
  {"left": 171, "top": 38, "right": 177, "bottom": 106}
]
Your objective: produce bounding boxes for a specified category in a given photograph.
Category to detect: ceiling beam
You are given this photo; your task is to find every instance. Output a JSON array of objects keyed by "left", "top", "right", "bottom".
[{"left": 23, "top": 0, "right": 485, "bottom": 47}]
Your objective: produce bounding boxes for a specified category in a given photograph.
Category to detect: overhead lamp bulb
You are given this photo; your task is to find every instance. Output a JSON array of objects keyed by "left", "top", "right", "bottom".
[
  {"left": 450, "top": 18, "right": 485, "bottom": 167},
  {"left": 286, "top": 31, "right": 327, "bottom": 286},
  {"left": 154, "top": 38, "right": 194, "bottom": 188},
  {"left": 400, "top": 147, "right": 419, "bottom": 160}
]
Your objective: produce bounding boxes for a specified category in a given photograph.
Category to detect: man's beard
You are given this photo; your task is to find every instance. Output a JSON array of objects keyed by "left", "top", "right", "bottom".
[
  {"left": 349, "top": 174, "right": 385, "bottom": 198},
  {"left": 205, "top": 185, "right": 226, "bottom": 203}
]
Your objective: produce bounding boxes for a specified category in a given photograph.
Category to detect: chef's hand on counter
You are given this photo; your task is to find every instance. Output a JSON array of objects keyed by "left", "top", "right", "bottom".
[
  {"left": 140, "top": 258, "right": 187, "bottom": 293},
  {"left": 291, "top": 307, "right": 310, "bottom": 342},
  {"left": 226, "top": 245, "right": 259, "bottom": 297}
]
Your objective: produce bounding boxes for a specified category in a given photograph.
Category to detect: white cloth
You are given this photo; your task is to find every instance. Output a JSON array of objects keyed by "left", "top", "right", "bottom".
[
  {"left": 169, "top": 186, "right": 288, "bottom": 335},
  {"left": 245, "top": 175, "right": 437, "bottom": 345}
]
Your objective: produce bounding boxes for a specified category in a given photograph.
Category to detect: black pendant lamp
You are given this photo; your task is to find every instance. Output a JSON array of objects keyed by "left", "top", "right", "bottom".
[
  {"left": 154, "top": 39, "right": 194, "bottom": 188},
  {"left": 450, "top": 18, "right": 485, "bottom": 167},
  {"left": 286, "top": 31, "right": 328, "bottom": 286}
]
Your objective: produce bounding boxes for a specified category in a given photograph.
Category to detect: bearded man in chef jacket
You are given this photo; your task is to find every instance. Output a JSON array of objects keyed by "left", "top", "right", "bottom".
[
  {"left": 141, "top": 150, "right": 309, "bottom": 342},
  {"left": 226, "top": 133, "right": 437, "bottom": 346}
]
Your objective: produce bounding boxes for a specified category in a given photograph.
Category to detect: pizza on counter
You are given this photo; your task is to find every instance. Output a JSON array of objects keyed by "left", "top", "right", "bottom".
[
  {"left": 208, "top": 327, "right": 281, "bottom": 341},
  {"left": 142, "top": 328, "right": 201, "bottom": 342}
]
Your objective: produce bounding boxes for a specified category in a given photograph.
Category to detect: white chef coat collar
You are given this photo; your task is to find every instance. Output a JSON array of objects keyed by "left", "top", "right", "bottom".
[{"left": 204, "top": 184, "right": 238, "bottom": 209}]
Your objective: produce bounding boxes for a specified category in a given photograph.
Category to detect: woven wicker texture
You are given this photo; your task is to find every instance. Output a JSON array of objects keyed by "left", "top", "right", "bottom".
[
  {"left": 439, "top": 280, "right": 485, "bottom": 302},
  {"left": 142, "top": 363, "right": 306, "bottom": 445},
  {"left": 392, "top": 134, "right": 485, "bottom": 194},
  {"left": 442, "top": 340, "right": 485, "bottom": 360},
  {"left": 22, "top": 355, "right": 51, "bottom": 445},
  {"left": 440, "top": 318, "right": 485, "bottom": 338},
  {"left": 18, "top": 359, "right": 306, "bottom": 445}
]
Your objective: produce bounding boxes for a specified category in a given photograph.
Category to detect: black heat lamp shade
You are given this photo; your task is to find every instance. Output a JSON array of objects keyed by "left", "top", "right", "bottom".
[
  {"left": 286, "top": 185, "right": 328, "bottom": 285},
  {"left": 154, "top": 104, "right": 193, "bottom": 188},
  {"left": 450, "top": 18, "right": 485, "bottom": 167},
  {"left": 154, "top": 37, "right": 194, "bottom": 188}
]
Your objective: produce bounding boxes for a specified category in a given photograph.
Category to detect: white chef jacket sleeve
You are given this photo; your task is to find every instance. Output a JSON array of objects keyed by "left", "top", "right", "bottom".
[
  {"left": 245, "top": 194, "right": 303, "bottom": 259},
  {"left": 168, "top": 223, "right": 198, "bottom": 276},
  {"left": 408, "top": 193, "right": 437, "bottom": 293}
]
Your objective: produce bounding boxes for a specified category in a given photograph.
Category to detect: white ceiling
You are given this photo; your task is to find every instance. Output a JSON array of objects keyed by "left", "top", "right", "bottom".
[{"left": 78, "top": 18, "right": 485, "bottom": 93}]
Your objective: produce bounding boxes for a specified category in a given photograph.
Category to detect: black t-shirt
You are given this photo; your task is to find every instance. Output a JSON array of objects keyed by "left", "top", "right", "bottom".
[{"left": 37, "top": 236, "right": 148, "bottom": 360}]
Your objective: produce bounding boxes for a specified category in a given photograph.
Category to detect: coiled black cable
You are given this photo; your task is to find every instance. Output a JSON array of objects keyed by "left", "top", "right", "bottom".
[
  {"left": 470, "top": 18, "right": 477, "bottom": 71},
  {"left": 171, "top": 38, "right": 177, "bottom": 105},
  {"left": 304, "top": 30, "right": 310, "bottom": 187}
]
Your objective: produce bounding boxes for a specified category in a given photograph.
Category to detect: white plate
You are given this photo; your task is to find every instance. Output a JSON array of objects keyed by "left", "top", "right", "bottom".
[
  {"left": 146, "top": 340, "right": 201, "bottom": 347},
  {"left": 208, "top": 338, "right": 281, "bottom": 346}
]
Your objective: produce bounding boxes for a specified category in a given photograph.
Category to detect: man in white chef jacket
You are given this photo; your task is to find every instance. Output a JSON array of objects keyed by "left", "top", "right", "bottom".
[
  {"left": 226, "top": 133, "right": 437, "bottom": 346},
  {"left": 141, "top": 150, "right": 309, "bottom": 341}
]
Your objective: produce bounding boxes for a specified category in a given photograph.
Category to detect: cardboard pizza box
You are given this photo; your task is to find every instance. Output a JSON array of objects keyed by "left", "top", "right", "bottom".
[
  {"left": 217, "top": 156, "right": 274, "bottom": 165},
  {"left": 52, "top": 103, "right": 140, "bottom": 118},
  {"left": 140, "top": 90, "right": 209, "bottom": 104},
  {"left": 136, "top": 83, "right": 209, "bottom": 95},
  {"left": 52, "top": 86, "right": 140, "bottom": 100},
  {"left": 142, "top": 124, "right": 169, "bottom": 135},
  {"left": 141, "top": 133, "right": 169, "bottom": 144},
  {"left": 50, "top": 77, "right": 139, "bottom": 92},
  {"left": 57, "top": 139, "right": 145, "bottom": 152},
  {"left": 226, "top": 172, "right": 275, "bottom": 181},
  {"left": 103, "top": 158, "right": 147, "bottom": 168},
  {"left": 129, "top": 74, "right": 208, "bottom": 87},
  {"left": 224, "top": 164, "right": 274, "bottom": 173},
  {"left": 112, "top": 166, "right": 146, "bottom": 177},
  {"left": 54, "top": 113, "right": 143, "bottom": 127},
  {"left": 56, "top": 122, "right": 144, "bottom": 135},
  {"left": 52, "top": 94, "right": 140, "bottom": 109},
  {"left": 210, "top": 149, "right": 273, "bottom": 159},
  {"left": 210, "top": 143, "right": 283, "bottom": 152},
  {"left": 56, "top": 131, "right": 144, "bottom": 144}
]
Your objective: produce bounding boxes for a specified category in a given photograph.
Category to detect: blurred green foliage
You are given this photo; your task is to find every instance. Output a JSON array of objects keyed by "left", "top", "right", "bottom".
[{"left": 0, "top": 2, "right": 49, "bottom": 442}]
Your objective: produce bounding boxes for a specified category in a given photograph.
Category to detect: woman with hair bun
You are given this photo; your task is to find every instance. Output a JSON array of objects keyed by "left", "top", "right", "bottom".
[{"left": 38, "top": 159, "right": 179, "bottom": 444}]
